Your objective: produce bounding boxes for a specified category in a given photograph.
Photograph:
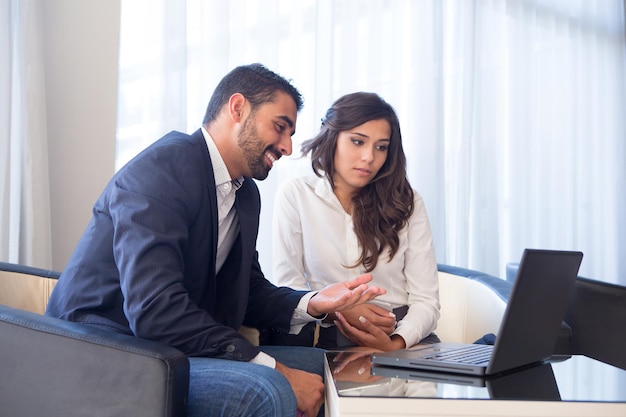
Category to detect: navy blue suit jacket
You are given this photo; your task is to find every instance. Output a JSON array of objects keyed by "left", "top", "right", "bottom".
[{"left": 47, "top": 129, "right": 307, "bottom": 361}]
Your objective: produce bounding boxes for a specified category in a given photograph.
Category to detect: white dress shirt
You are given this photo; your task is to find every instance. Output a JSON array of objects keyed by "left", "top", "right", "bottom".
[
  {"left": 272, "top": 175, "right": 441, "bottom": 347},
  {"left": 201, "top": 128, "right": 243, "bottom": 272},
  {"left": 201, "top": 128, "right": 318, "bottom": 368}
]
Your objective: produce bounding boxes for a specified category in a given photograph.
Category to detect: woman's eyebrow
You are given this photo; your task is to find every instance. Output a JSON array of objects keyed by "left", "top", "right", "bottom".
[{"left": 350, "top": 131, "right": 391, "bottom": 142}]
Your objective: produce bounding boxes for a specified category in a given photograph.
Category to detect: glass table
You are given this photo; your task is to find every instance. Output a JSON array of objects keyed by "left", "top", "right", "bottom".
[{"left": 324, "top": 350, "right": 626, "bottom": 417}]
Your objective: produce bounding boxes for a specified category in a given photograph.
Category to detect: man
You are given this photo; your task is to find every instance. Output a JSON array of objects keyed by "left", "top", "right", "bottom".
[{"left": 46, "top": 64, "right": 385, "bottom": 417}]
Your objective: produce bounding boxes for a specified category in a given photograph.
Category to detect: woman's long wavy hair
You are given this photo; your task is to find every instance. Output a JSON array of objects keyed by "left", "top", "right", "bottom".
[{"left": 301, "top": 92, "right": 414, "bottom": 272}]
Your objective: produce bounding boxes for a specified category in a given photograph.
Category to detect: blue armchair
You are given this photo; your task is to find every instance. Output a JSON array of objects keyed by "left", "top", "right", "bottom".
[
  {"left": 0, "top": 262, "right": 189, "bottom": 417},
  {"left": 506, "top": 262, "right": 626, "bottom": 370}
]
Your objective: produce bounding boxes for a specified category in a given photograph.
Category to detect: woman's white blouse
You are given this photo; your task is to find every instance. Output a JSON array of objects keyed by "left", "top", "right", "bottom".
[{"left": 272, "top": 175, "right": 440, "bottom": 347}]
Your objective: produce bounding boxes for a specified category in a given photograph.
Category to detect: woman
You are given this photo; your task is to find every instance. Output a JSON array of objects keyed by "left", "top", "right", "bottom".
[{"left": 269, "top": 92, "right": 440, "bottom": 351}]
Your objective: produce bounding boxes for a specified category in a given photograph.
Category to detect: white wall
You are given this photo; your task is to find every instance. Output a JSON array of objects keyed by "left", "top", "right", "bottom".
[{"left": 42, "top": 0, "right": 121, "bottom": 271}]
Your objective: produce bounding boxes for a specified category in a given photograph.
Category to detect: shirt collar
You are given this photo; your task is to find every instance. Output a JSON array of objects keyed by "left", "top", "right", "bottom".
[
  {"left": 201, "top": 127, "right": 244, "bottom": 190},
  {"left": 306, "top": 175, "right": 344, "bottom": 211}
]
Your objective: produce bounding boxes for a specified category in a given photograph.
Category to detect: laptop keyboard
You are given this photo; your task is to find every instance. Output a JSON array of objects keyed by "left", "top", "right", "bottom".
[{"left": 424, "top": 344, "right": 493, "bottom": 364}]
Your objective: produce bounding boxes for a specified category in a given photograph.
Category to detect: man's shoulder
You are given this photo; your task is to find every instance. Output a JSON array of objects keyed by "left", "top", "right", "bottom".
[
  {"left": 113, "top": 129, "right": 211, "bottom": 190},
  {"left": 152, "top": 129, "right": 203, "bottom": 149},
  {"left": 132, "top": 130, "right": 208, "bottom": 167}
]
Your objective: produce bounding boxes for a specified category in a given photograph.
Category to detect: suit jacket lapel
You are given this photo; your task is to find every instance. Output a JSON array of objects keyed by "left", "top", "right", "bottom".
[{"left": 191, "top": 129, "right": 219, "bottom": 279}]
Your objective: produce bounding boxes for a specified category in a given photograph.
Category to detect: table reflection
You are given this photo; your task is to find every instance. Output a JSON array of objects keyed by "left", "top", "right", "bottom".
[
  {"left": 326, "top": 351, "right": 626, "bottom": 403},
  {"left": 328, "top": 349, "right": 438, "bottom": 398}
]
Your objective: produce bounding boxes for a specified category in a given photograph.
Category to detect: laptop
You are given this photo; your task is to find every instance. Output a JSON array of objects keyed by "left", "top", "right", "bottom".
[{"left": 371, "top": 249, "right": 583, "bottom": 376}]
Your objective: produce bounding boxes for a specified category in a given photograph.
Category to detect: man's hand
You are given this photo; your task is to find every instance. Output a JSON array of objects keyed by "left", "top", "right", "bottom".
[
  {"left": 334, "top": 312, "right": 407, "bottom": 351},
  {"left": 307, "top": 274, "right": 386, "bottom": 317},
  {"left": 275, "top": 361, "right": 324, "bottom": 417}
]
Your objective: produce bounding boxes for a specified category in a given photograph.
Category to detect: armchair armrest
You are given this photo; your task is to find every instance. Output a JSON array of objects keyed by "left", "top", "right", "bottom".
[
  {"left": 564, "top": 277, "right": 626, "bottom": 370},
  {"left": 0, "top": 304, "right": 189, "bottom": 417},
  {"left": 436, "top": 264, "right": 510, "bottom": 344}
]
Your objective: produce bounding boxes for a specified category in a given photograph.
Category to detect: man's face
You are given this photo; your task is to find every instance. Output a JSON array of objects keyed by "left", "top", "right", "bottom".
[{"left": 237, "top": 91, "right": 297, "bottom": 180}]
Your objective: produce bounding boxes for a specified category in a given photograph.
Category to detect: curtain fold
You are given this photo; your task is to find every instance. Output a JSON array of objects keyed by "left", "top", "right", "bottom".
[
  {"left": 0, "top": 0, "right": 52, "bottom": 268},
  {"left": 115, "top": 0, "right": 626, "bottom": 285}
]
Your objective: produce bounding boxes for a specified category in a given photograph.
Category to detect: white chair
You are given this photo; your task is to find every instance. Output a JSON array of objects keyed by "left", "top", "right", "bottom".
[{"left": 436, "top": 270, "right": 508, "bottom": 344}]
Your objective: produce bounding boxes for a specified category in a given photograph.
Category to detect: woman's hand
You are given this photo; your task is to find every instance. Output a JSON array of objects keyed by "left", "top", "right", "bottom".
[
  {"left": 339, "top": 304, "right": 397, "bottom": 336},
  {"left": 330, "top": 349, "right": 383, "bottom": 383},
  {"left": 334, "top": 311, "right": 407, "bottom": 351},
  {"left": 307, "top": 274, "right": 386, "bottom": 317}
]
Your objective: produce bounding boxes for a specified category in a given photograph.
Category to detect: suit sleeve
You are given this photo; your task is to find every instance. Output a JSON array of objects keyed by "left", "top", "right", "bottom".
[
  {"left": 243, "top": 250, "right": 309, "bottom": 332},
  {"left": 109, "top": 137, "right": 260, "bottom": 360},
  {"left": 232, "top": 176, "right": 310, "bottom": 332}
]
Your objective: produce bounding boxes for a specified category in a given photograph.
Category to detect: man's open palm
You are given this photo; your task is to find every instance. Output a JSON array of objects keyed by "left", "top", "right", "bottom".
[{"left": 307, "top": 274, "right": 386, "bottom": 317}]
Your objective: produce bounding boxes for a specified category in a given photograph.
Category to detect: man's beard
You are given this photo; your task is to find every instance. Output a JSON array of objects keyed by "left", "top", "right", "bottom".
[{"left": 237, "top": 113, "right": 276, "bottom": 180}]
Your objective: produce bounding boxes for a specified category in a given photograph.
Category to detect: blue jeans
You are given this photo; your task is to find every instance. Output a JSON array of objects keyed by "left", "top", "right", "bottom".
[{"left": 187, "top": 345, "right": 325, "bottom": 417}]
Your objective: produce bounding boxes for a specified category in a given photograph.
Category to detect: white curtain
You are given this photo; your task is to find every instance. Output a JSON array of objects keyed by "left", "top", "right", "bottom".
[
  {"left": 0, "top": 0, "right": 52, "bottom": 267},
  {"left": 116, "top": 0, "right": 626, "bottom": 285}
]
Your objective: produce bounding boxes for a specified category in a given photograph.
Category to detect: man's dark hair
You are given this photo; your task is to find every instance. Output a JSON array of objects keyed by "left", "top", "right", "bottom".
[{"left": 203, "top": 63, "right": 303, "bottom": 125}]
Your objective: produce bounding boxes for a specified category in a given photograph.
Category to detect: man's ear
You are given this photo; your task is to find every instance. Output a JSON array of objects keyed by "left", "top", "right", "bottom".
[{"left": 228, "top": 93, "right": 247, "bottom": 122}]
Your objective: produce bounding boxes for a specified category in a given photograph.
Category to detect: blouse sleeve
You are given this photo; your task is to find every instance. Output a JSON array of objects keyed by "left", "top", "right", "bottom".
[
  {"left": 271, "top": 180, "right": 311, "bottom": 290},
  {"left": 392, "top": 192, "right": 441, "bottom": 347}
]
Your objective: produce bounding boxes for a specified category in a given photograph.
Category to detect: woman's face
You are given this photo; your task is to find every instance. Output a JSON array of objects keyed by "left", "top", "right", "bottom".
[{"left": 332, "top": 118, "right": 391, "bottom": 195}]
